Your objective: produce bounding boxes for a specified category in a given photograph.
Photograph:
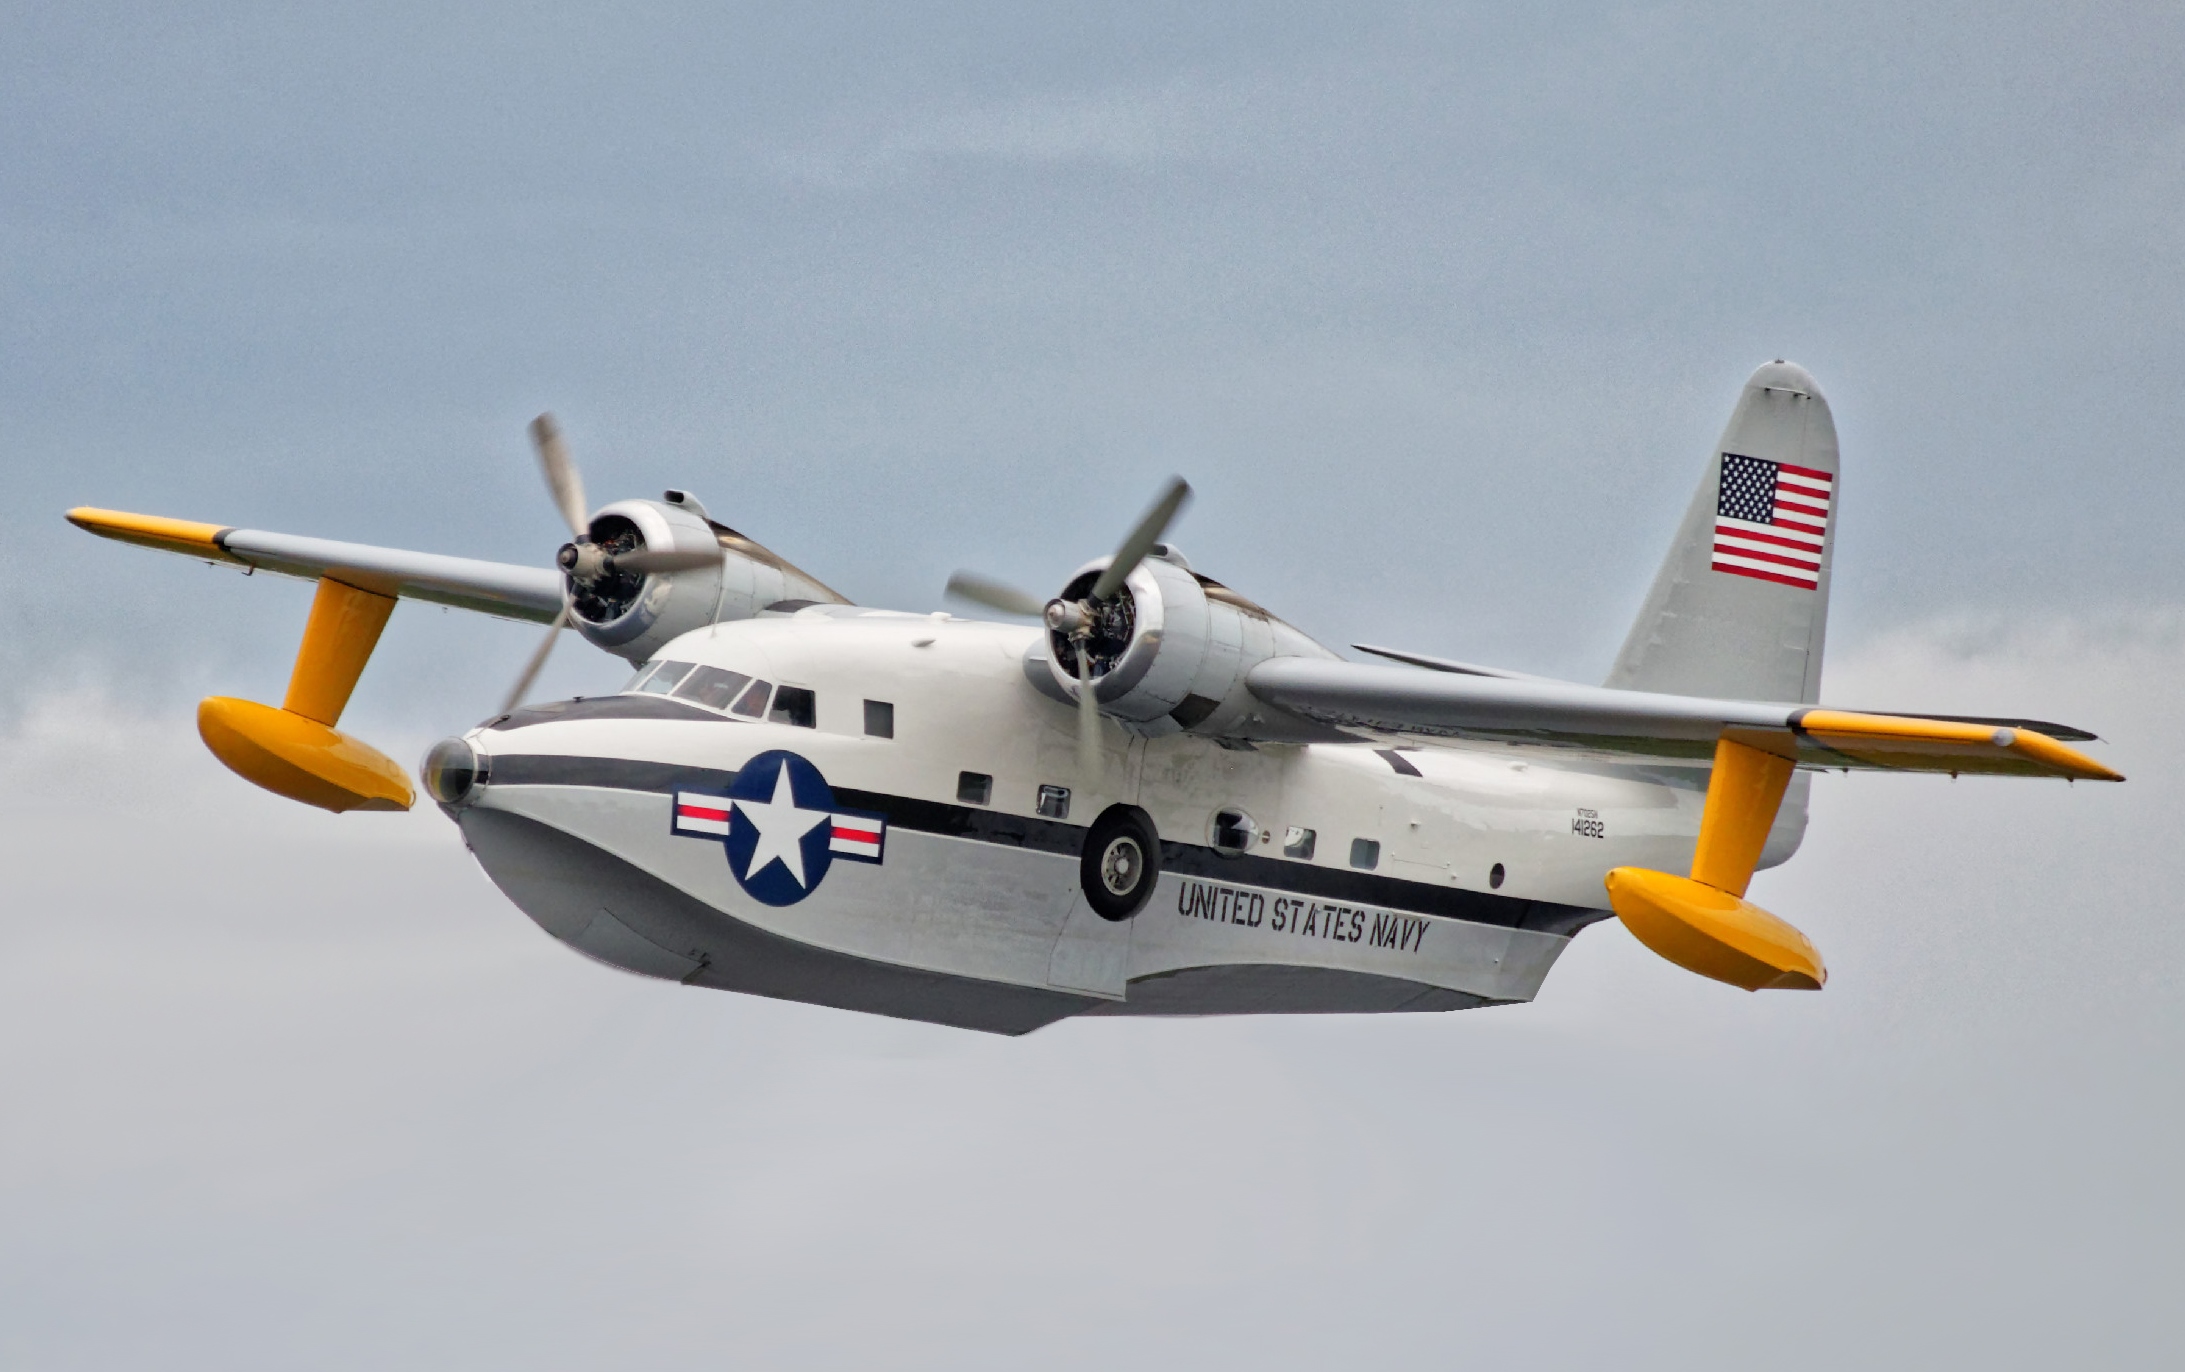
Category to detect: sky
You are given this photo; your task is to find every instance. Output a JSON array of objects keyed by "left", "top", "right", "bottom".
[{"left": 3, "top": 3, "right": 2182, "bottom": 1367}]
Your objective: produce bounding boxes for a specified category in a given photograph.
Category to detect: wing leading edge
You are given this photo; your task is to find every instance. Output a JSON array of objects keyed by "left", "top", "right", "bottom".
[
  {"left": 67, "top": 507, "right": 562, "bottom": 623},
  {"left": 1245, "top": 656, "right": 2121, "bottom": 781}
]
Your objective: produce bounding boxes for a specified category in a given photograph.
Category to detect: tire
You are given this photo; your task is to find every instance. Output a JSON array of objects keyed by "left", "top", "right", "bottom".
[{"left": 1080, "top": 806, "right": 1161, "bottom": 922}]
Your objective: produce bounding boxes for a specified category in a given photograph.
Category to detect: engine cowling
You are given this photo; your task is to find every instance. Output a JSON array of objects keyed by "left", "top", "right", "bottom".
[
  {"left": 566, "top": 493, "right": 848, "bottom": 663},
  {"left": 1035, "top": 549, "right": 1338, "bottom": 738}
]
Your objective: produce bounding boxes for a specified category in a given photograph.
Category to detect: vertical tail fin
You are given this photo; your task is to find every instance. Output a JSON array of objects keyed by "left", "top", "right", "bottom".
[{"left": 1608, "top": 360, "right": 1839, "bottom": 705}]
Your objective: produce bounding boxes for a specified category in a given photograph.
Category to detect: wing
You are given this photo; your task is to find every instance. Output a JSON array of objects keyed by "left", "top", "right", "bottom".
[
  {"left": 68, "top": 507, "right": 562, "bottom": 623},
  {"left": 1245, "top": 657, "right": 2121, "bottom": 781}
]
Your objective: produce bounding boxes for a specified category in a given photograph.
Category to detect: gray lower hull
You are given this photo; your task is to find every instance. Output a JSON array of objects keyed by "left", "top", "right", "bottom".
[
  {"left": 459, "top": 796, "right": 1570, "bottom": 1035},
  {"left": 464, "top": 808, "right": 1100, "bottom": 1035}
]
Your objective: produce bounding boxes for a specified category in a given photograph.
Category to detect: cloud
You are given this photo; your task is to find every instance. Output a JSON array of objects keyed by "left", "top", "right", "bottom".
[
  {"left": 770, "top": 78, "right": 1250, "bottom": 187},
  {"left": 0, "top": 607, "right": 2174, "bottom": 1368}
]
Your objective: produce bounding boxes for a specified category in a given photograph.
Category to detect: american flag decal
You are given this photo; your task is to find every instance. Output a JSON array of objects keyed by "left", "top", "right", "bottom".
[{"left": 1712, "top": 452, "right": 1833, "bottom": 589}]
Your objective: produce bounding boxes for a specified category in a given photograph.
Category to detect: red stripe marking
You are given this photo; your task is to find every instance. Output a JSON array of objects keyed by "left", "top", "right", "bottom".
[
  {"left": 1773, "top": 514, "right": 1827, "bottom": 534},
  {"left": 1714, "top": 542, "right": 1822, "bottom": 571},
  {"left": 1713, "top": 560, "right": 1819, "bottom": 589},
  {"left": 678, "top": 804, "right": 730, "bottom": 821},
  {"left": 1774, "top": 496, "right": 1831, "bottom": 517},
  {"left": 831, "top": 826, "right": 879, "bottom": 842},
  {"left": 1778, "top": 461, "right": 1833, "bottom": 482},
  {"left": 1718, "top": 524, "right": 1822, "bottom": 553}
]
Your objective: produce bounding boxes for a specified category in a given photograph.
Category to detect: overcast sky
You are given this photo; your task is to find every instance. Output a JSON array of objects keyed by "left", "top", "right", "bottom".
[{"left": 3, "top": 4, "right": 2182, "bottom": 1368}]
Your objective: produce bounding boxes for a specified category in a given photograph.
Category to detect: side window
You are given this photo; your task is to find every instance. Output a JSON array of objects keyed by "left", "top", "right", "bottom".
[
  {"left": 731, "top": 680, "right": 773, "bottom": 717},
  {"left": 1283, "top": 826, "right": 1317, "bottom": 860},
  {"left": 863, "top": 700, "right": 895, "bottom": 738},
  {"left": 1349, "top": 838, "right": 1380, "bottom": 871},
  {"left": 673, "top": 666, "right": 752, "bottom": 711},
  {"left": 957, "top": 771, "right": 992, "bottom": 805},
  {"left": 1210, "top": 808, "right": 1256, "bottom": 857},
  {"left": 634, "top": 661, "right": 696, "bottom": 695},
  {"left": 770, "top": 685, "right": 817, "bottom": 729}
]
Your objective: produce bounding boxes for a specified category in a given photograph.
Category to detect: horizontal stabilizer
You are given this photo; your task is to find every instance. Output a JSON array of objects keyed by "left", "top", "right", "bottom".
[
  {"left": 67, "top": 507, "right": 562, "bottom": 623},
  {"left": 1245, "top": 657, "right": 2120, "bottom": 781}
]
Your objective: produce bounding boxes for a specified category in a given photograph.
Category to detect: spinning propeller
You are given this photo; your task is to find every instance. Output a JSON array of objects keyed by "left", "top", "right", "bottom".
[
  {"left": 946, "top": 477, "right": 1192, "bottom": 785},
  {"left": 501, "top": 414, "right": 725, "bottom": 712}
]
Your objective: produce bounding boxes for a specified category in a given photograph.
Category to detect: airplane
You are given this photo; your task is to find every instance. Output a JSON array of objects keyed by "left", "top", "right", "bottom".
[{"left": 66, "top": 361, "right": 2122, "bottom": 1034}]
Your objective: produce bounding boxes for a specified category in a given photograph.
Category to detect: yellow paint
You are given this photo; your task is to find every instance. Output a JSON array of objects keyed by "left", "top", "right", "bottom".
[
  {"left": 1605, "top": 867, "right": 1825, "bottom": 992},
  {"left": 197, "top": 697, "right": 413, "bottom": 812},
  {"left": 1794, "top": 709, "right": 2123, "bottom": 781},
  {"left": 284, "top": 577, "right": 396, "bottom": 725},
  {"left": 65, "top": 507, "right": 241, "bottom": 563},
  {"left": 1689, "top": 737, "right": 1795, "bottom": 898}
]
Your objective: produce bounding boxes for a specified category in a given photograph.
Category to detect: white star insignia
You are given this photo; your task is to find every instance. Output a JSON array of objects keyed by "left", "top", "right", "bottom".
[{"left": 735, "top": 764, "right": 830, "bottom": 889}]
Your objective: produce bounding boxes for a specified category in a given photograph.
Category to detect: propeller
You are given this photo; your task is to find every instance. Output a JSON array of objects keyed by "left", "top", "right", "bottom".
[
  {"left": 500, "top": 413, "right": 725, "bottom": 713},
  {"left": 942, "top": 571, "right": 1048, "bottom": 618},
  {"left": 945, "top": 476, "right": 1193, "bottom": 787},
  {"left": 529, "top": 414, "right": 588, "bottom": 539}
]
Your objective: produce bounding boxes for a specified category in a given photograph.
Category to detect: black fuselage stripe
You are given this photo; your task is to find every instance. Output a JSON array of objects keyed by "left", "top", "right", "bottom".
[{"left": 480, "top": 753, "right": 1602, "bottom": 934}]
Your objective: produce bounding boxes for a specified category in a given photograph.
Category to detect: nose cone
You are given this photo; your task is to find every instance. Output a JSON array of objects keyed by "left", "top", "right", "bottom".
[{"left": 1746, "top": 359, "right": 1823, "bottom": 400}]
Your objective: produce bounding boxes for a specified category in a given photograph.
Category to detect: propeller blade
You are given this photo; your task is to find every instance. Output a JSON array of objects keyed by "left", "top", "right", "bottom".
[
  {"left": 529, "top": 414, "right": 590, "bottom": 539},
  {"left": 945, "top": 571, "right": 1048, "bottom": 618},
  {"left": 1076, "top": 644, "right": 1103, "bottom": 789},
  {"left": 501, "top": 607, "right": 569, "bottom": 714},
  {"left": 1091, "top": 476, "right": 1192, "bottom": 602},
  {"left": 611, "top": 546, "right": 726, "bottom": 575}
]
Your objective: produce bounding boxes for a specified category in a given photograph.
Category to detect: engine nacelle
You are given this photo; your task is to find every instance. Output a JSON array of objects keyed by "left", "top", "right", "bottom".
[
  {"left": 1037, "top": 549, "right": 1338, "bottom": 738},
  {"left": 567, "top": 493, "right": 847, "bottom": 664}
]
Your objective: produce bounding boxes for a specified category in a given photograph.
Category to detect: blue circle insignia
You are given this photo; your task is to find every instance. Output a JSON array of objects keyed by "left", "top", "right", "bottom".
[
  {"left": 720, "top": 750, "right": 841, "bottom": 906},
  {"left": 668, "top": 751, "right": 889, "bottom": 907}
]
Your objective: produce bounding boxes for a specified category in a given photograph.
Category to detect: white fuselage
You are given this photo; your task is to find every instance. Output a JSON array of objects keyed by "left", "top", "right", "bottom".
[{"left": 448, "top": 606, "right": 1761, "bottom": 1034}]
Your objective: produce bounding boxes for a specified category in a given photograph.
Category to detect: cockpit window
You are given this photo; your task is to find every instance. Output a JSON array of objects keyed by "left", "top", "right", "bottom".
[
  {"left": 730, "top": 679, "right": 773, "bottom": 718},
  {"left": 630, "top": 661, "right": 696, "bottom": 695},
  {"left": 770, "top": 685, "right": 817, "bottom": 729},
  {"left": 674, "top": 666, "right": 754, "bottom": 711}
]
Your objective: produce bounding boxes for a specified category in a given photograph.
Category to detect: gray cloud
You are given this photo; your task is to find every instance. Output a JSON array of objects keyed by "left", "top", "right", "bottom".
[
  {"left": 1, "top": 619, "right": 2173, "bottom": 1368},
  {"left": 3, "top": 3, "right": 2180, "bottom": 1365}
]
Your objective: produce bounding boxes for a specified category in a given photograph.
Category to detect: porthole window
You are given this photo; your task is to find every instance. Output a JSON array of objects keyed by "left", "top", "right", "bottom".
[
  {"left": 1282, "top": 826, "right": 1317, "bottom": 860},
  {"left": 1350, "top": 838, "right": 1380, "bottom": 870},
  {"left": 864, "top": 700, "right": 895, "bottom": 738},
  {"left": 957, "top": 771, "right": 992, "bottom": 805},
  {"left": 1037, "top": 784, "right": 1071, "bottom": 820},
  {"left": 1210, "top": 809, "right": 1255, "bottom": 857},
  {"left": 1489, "top": 862, "right": 1506, "bottom": 890}
]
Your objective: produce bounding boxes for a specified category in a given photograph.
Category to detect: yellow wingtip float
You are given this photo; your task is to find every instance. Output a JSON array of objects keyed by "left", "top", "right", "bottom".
[
  {"left": 72, "top": 507, "right": 417, "bottom": 813},
  {"left": 1605, "top": 720, "right": 2121, "bottom": 992}
]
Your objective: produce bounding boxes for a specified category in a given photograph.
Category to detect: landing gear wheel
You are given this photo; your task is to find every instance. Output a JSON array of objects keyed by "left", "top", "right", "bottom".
[{"left": 1081, "top": 806, "right": 1161, "bottom": 922}]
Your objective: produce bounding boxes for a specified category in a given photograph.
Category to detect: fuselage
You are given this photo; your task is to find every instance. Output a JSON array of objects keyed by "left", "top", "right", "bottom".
[{"left": 444, "top": 605, "right": 1777, "bottom": 1033}]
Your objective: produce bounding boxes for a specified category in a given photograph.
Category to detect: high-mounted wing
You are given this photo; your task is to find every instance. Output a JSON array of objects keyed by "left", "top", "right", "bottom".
[
  {"left": 1245, "top": 656, "right": 2121, "bottom": 782},
  {"left": 68, "top": 508, "right": 562, "bottom": 623}
]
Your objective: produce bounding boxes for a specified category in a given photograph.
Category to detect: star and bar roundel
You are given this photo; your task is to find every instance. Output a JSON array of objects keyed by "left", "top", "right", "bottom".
[
  {"left": 670, "top": 751, "right": 887, "bottom": 906},
  {"left": 1712, "top": 451, "right": 1834, "bottom": 590}
]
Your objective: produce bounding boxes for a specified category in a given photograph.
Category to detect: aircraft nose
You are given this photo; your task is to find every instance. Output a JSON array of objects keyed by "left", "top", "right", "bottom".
[{"left": 421, "top": 735, "right": 486, "bottom": 806}]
